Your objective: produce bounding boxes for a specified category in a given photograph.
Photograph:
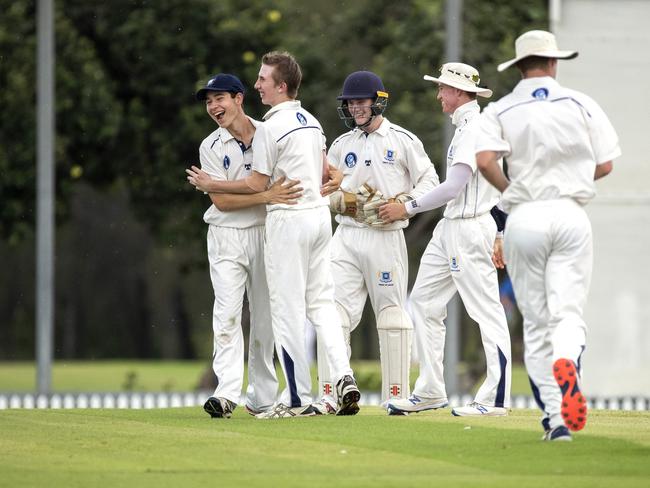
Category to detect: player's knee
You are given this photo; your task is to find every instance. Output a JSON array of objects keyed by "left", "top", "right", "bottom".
[{"left": 377, "top": 306, "right": 413, "bottom": 331}]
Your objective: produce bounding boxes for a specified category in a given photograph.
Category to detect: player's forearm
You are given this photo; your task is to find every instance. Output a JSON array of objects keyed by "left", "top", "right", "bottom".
[
  {"left": 477, "top": 151, "right": 509, "bottom": 192},
  {"left": 207, "top": 178, "right": 256, "bottom": 194},
  {"left": 594, "top": 161, "right": 613, "bottom": 180},
  {"left": 405, "top": 163, "right": 471, "bottom": 215},
  {"left": 209, "top": 192, "right": 268, "bottom": 211}
]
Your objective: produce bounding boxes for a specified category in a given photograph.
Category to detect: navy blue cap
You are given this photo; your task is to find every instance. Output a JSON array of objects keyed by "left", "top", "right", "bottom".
[{"left": 196, "top": 74, "right": 245, "bottom": 100}]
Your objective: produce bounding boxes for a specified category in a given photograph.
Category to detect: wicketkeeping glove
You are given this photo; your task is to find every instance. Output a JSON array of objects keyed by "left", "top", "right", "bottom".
[
  {"left": 329, "top": 189, "right": 360, "bottom": 217},
  {"left": 356, "top": 184, "right": 389, "bottom": 227},
  {"left": 388, "top": 192, "right": 413, "bottom": 205}
]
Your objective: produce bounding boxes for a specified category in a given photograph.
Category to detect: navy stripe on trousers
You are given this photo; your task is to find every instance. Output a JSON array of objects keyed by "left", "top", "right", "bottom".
[
  {"left": 282, "top": 347, "right": 301, "bottom": 407},
  {"left": 495, "top": 346, "right": 508, "bottom": 408}
]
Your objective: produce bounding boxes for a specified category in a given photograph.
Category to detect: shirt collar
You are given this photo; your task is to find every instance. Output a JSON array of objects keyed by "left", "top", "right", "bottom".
[
  {"left": 451, "top": 100, "right": 480, "bottom": 127},
  {"left": 263, "top": 100, "right": 302, "bottom": 120},
  {"left": 513, "top": 76, "right": 560, "bottom": 94},
  {"left": 353, "top": 117, "right": 391, "bottom": 138}
]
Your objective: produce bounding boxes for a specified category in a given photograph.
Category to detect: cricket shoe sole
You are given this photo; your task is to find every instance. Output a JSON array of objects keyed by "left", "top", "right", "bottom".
[
  {"left": 203, "top": 397, "right": 236, "bottom": 419},
  {"left": 337, "top": 389, "right": 361, "bottom": 416},
  {"left": 336, "top": 375, "right": 361, "bottom": 416},
  {"left": 553, "top": 358, "right": 587, "bottom": 431}
]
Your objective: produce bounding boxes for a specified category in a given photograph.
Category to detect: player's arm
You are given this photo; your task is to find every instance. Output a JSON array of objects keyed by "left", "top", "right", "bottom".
[
  {"left": 594, "top": 161, "right": 613, "bottom": 180},
  {"left": 209, "top": 177, "right": 303, "bottom": 211},
  {"left": 321, "top": 153, "right": 343, "bottom": 197},
  {"left": 492, "top": 236, "right": 505, "bottom": 269},
  {"left": 378, "top": 163, "right": 472, "bottom": 223},
  {"left": 477, "top": 151, "right": 509, "bottom": 192},
  {"left": 187, "top": 166, "right": 270, "bottom": 193}
]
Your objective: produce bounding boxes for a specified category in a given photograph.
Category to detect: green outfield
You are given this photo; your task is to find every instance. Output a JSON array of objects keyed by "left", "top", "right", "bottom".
[
  {"left": 0, "top": 360, "right": 533, "bottom": 395},
  {"left": 0, "top": 407, "right": 648, "bottom": 487}
]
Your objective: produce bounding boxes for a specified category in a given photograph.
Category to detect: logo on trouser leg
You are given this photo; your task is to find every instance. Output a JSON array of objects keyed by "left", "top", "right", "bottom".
[
  {"left": 390, "top": 384, "right": 401, "bottom": 397},
  {"left": 323, "top": 383, "right": 333, "bottom": 396},
  {"left": 378, "top": 271, "right": 394, "bottom": 286}
]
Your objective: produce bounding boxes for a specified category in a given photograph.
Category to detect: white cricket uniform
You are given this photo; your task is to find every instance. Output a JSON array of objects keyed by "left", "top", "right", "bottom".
[
  {"left": 200, "top": 118, "right": 278, "bottom": 411},
  {"left": 327, "top": 118, "right": 439, "bottom": 332},
  {"left": 253, "top": 100, "right": 353, "bottom": 407},
  {"left": 408, "top": 101, "right": 511, "bottom": 407},
  {"left": 476, "top": 76, "right": 621, "bottom": 429}
]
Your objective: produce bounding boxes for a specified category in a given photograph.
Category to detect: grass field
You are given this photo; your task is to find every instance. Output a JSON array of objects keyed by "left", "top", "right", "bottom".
[
  {"left": 0, "top": 360, "right": 533, "bottom": 395},
  {"left": 1, "top": 407, "right": 648, "bottom": 487}
]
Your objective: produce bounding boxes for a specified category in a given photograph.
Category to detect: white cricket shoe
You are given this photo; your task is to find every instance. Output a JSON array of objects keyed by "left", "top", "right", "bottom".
[
  {"left": 387, "top": 395, "right": 448, "bottom": 414},
  {"left": 451, "top": 402, "right": 508, "bottom": 417},
  {"left": 255, "top": 403, "right": 321, "bottom": 419},
  {"left": 312, "top": 397, "right": 337, "bottom": 415}
]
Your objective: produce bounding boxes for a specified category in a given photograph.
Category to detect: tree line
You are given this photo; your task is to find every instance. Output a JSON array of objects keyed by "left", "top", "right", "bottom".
[{"left": 0, "top": 0, "right": 545, "bottom": 363}]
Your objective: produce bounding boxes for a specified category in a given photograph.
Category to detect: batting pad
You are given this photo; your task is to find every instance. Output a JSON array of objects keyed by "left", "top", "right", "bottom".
[{"left": 377, "top": 306, "right": 413, "bottom": 402}]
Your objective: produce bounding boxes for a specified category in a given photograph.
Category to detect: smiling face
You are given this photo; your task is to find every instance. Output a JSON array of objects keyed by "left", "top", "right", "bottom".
[
  {"left": 254, "top": 63, "right": 286, "bottom": 107},
  {"left": 346, "top": 98, "right": 373, "bottom": 126},
  {"left": 205, "top": 91, "right": 242, "bottom": 129},
  {"left": 436, "top": 83, "right": 465, "bottom": 114}
]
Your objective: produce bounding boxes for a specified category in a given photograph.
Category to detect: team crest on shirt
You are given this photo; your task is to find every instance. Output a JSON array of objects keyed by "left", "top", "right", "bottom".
[
  {"left": 223, "top": 155, "right": 231, "bottom": 169},
  {"left": 383, "top": 149, "right": 396, "bottom": 164},
  {"left": 244, "top": 163, "right": 252, "bottom": 171},
  {"left": 378, "top": 271, "right": 394, "bottom": 286},
  {"left": 344, "top": 152, "right": 357, "bottom": 168},
  {"left": 296, "top": 112, "right": 308, "bottom": 126},
  {"left": 532, "top": 87, "right": 549, "bottom": 100},
  {"left": 450, "top": 256, "right": 460, "bottom": 272}
]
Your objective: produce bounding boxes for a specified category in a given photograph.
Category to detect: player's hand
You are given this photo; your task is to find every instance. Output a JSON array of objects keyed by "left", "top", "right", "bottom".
[
  {"left": 321, "top": 164, "right": 343, "bottom": 197},
  {"left": 492, "top": 236, "right": 505, "bottom": 269},
  {"left": 378, "top": 202, "right": 409, "bottom": 223},
  {"left": 265, "top": 176, "right": 303, "bottom": 205},
  {"left": 186, "top": 165, "right": 214, "bottom": 193}
]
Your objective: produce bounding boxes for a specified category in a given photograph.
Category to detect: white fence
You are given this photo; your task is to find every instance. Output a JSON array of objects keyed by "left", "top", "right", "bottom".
[{"left": 0, "top": 392, "right": 648, "bottom": 411}]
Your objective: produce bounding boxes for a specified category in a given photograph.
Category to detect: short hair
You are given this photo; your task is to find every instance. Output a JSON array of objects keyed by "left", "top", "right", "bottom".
[
  {"left": 515, "top": 55, "right": 553, "bottom": 74},
  {"left": 261, "top": 51, "right": 302, "bottom": 98}
]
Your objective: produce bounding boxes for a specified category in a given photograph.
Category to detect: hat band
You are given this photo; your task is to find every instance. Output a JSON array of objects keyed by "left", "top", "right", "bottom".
[{"left": 442, "top": 67, "right": 480, "bottom": 87}]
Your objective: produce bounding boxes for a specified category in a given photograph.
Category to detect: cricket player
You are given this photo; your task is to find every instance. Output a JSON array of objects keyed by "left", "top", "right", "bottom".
[
  {"left": 320, "top": 71, "right": 439, "bottom": 411},
  {"left": 379, "top": 63, "right": 512, "bottom": 417},
  {"left": 187, "top": 74, "right": 302, "bottom": 419},
  {"left": 191, "top": 53, "right": 361, "bottom": 418},
  {"left": 475, "top": 30, "right": 620, "bottom": 441}
]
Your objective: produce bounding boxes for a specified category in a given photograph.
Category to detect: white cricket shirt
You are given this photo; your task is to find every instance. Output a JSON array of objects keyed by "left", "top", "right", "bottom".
[
  {"left": 253, "top": 100, "right": 328, "bottom": 211},
  {"left": 443, "top": 100, "right": 500, "bottom": 219},
  {"left": 199, "top": 117, "right": 266, "bottom": 228},
  {"left": 476, "top": 76, "right": 621, "bottom": 212},
  {"left": 327, "top": 118, "right": 439, "bottom": 230}
]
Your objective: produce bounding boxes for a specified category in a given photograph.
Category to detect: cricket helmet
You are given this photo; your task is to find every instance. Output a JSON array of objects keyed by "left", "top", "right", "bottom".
[{"left": 337, "top": 71, "right": 389, "bottom": 129}]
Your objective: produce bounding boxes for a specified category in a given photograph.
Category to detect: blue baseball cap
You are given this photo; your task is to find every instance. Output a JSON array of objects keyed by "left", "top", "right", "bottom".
[{"left": 196, "top": 73, "right": 245, "bottom": 100}]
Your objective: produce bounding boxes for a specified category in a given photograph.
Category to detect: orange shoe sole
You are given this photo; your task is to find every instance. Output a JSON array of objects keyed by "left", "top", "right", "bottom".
[{"left": 553, "top": 358, "right": 587, "bottom": 432}]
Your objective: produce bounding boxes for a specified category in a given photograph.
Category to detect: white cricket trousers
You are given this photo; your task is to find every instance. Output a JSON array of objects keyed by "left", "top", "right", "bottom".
[
  {"left": 207, "top": 225, "right": 278, "bottom": 411},
  {"left": 264, "top": 206, "right": 352, "bottom": 407},
  {"left": 410, "top": 212, "right": 512, "bottom": 407},
  {"left": 505, "top": 199, "right": 592, "bottom": 429},
  {"left": 331, "top": 225, "right": 408, "bottom": 329}
]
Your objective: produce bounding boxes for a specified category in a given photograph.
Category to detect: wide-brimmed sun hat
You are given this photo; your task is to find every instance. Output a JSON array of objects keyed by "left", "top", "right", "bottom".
[
  {"left": 423, "top": 62, "right": 492, "bottom": 98},
  {"left": 497, "top": 30, "right": 578, "bottom": 72}
]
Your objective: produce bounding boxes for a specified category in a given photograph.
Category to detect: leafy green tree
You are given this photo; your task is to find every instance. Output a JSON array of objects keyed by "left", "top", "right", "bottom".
[{"left": 0, "top": 0, "right": 546, "bottom": 360}]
